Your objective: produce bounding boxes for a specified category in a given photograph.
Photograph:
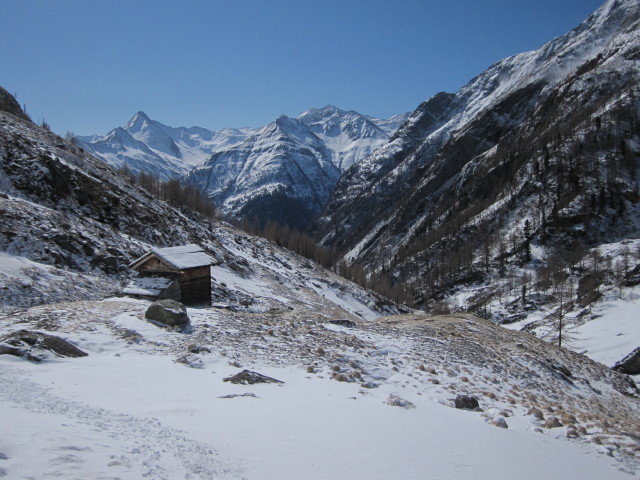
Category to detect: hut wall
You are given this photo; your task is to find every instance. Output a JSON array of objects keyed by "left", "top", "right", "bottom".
[
  {"left": 179, "top": 266, "right": 212, "bottom": 305},
  {"left": 158, "top": 280, "right": 182, "bottom": 302}
]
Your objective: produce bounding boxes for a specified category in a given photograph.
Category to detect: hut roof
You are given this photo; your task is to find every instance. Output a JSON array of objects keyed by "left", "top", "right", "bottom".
[
  {"left": 123, "top": 276, "right": 175, "bottom": 297},
  {"left": 129, "top": 244, "right": 214, "bottom": 270}
]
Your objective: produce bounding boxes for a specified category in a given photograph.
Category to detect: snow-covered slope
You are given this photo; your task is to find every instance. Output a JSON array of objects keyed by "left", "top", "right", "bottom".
[
  {"left": 297, "top": 105, "right": 392, "bottom": 171},
  {"left": 183, "top": 106, "right": 406, "bottom": 228},
  {"left": 315, "top": 0, "right": 640, "bottom": 256},
  {"left": 1, "top": 301, "right": 638, "bottom": 479},
  {"left": 78, "top": 112, "right": 255, "bottom": 180},
  {"left": 314, "top": 0, "right": 640, "bottom": 318}
]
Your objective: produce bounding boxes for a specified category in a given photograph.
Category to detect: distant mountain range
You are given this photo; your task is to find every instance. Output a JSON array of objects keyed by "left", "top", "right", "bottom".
[
  {"left": 77, "top": 111, "right": 255, "bottom": 180},
  {"left": 78, "top": 107, "right": 408, "bottom": 228}
]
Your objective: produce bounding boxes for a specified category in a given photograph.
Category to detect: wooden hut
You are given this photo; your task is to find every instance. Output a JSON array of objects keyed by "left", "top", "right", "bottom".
[{"left": 124, "top": 244, "right": 214, "bottom": 305}]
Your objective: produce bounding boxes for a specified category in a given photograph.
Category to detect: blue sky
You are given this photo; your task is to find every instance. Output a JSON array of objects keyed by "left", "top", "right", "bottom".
[{"left": 3, "top": 0, "right": 604, "bottom": 136}]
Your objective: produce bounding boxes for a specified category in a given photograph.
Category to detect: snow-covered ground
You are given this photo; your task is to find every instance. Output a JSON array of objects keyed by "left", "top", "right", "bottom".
[
  {"left": 1, "top": 296, "right": 638, "bottom": 479},
  {"left": 574, "top": 294, "right": 640, "bottom": 368},
  {"left": 1, "top": 216, "right": 639, "bottom": 478}
]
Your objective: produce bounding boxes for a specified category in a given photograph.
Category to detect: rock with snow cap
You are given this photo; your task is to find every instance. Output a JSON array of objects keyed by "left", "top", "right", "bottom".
[
  {"left": 144, "top": 299, "right": 190, "bottom": 328},
  {"left": 612, "top": 347, "right": 640, "bottom": 375},
  {"left": 0, "top": 330, "right": 88, "bottom": 362}
]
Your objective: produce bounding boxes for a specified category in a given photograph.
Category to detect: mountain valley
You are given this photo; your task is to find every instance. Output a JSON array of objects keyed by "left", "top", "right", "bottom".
[{"left": 1, "top": 0, "right": 640, "bottom": 478}]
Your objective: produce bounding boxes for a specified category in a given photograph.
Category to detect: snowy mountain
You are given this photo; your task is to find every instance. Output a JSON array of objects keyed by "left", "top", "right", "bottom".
[
  {"left": 297, "top": 105, "right": 393, "bottom": 171},
  {"left": 183, "top": 107, "right": 402, "bottom": 228},
  {"left": 1, "top": 89, "right": 640, "bottom": 478},
  {"left": 369, "top": 111, "right": 411, "bottom": 136},
  {"left": 77, "top": 112, "right": 255, "bottom": 180},
  {"left": 184, "top": 115, "right": 340, "bottom": 229},
  {"left": 314, "top": 0, "right": 640, "bottom": 325}
]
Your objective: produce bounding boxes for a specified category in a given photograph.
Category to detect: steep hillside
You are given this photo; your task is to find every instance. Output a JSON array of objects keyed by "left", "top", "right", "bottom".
[
  {"left": 314, "top": 0, "right": 640, "bottom": 321},
  {"left": 0, "top": 87, "right": 31, "bottom": 122}
]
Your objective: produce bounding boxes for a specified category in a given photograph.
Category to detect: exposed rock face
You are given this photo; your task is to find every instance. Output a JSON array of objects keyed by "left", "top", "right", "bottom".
[
  {"left": 613, "top": 347, "right": 640, "bottom": 375},
  {"left": 144, "top": 300, "right": 190, "bottom": 328},
  {"left": 223, "top": 370, "right": 284, "bottom": 385},
  {"left": 0, "top": 330, "right": 87, "bottom": 362}
]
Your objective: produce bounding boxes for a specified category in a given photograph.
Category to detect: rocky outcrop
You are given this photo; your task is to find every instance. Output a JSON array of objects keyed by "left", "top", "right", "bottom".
[
  {"left": 0, "top": 330, "right": 87, "bottom": 362},
  {"left": 454, "top": 395, "right": 480, "bottom": 410},
  {"left": 613, "top": 347, "right": 640, "bottom": 375},
  {"left": 0, "top": 87, "right": 30, "bottom": 121}
]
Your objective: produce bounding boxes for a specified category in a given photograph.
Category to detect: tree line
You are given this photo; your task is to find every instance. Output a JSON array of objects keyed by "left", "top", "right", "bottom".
[
  {"left": 235, "top": 217, "right": 414, "bottom": 305},
  {"left": 118, "top": 165, "right": 216, "bottom": 220}
]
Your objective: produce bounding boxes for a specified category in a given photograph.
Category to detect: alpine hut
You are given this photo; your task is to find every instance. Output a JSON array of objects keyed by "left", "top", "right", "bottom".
[{"left": 124, "top": 244, "right": 214, "bottom": 305}]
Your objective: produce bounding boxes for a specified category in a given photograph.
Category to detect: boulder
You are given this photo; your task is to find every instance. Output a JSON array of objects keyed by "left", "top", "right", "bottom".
[
  {"left": 144, "top": 300, "right": 189, "bottom": 328},
  {"left": 492, "top": 416, "right": 509, "bottom": 429},
  {"left": 0, "top": 330, "right": 88, "bottom": 362},
  {"left": 454, "top": 395, "right": 480, "bottom": 410},
  {"left": 223, "top": 370, "right": 284, "bottom": 385},
  {"left": 613, "top": 347, "right": 640, "bottom": 375}
]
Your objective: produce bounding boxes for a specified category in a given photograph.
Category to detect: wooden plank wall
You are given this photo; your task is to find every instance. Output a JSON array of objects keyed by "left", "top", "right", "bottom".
[
  {"left": 137, "top": 257, "right": 178, "bottom": 274},
  {"left": 179, "top": 266, "right": 212, "bottom": 305}
]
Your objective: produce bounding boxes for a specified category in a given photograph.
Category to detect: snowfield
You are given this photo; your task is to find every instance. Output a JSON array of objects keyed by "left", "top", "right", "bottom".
[{"left": 1, "top": 294, "right": 638, "bottom": 479}]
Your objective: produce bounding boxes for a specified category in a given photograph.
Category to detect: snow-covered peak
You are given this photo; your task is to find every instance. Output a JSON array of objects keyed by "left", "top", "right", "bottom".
[
  {"left": 298, "top": 105, "right": 386, "bottom": 140},
  {"left": 104, "top": 126, "right": 139, "bottom": 147},
  {"left": 296, "top": 106, "right": 393, "bottom": 171},
  {"left": 121, "top": 111, "right": 182, "bottom": 159},
  {"left": 448, "top": 0, "right": 637, "bottom": 127},
  {"left": 257, "top": 114, "right": 326, "bottom": 148},
  {"left": 124, "top": 110, "right": 153, "bottom": 133},
  {"left": 297, "top": 105, "right": 347, "bottom": 124},
  {"left": 369, "top": 112, "right": 411, "bottom": 136}
]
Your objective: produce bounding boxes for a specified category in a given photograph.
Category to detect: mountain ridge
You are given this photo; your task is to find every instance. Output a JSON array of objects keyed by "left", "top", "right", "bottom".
[
  {"left": 79, "top": 106, "right": 408, "bottom": 226},
  {"left": 312, "top": 0, "right": 640, "bottom": 331}
]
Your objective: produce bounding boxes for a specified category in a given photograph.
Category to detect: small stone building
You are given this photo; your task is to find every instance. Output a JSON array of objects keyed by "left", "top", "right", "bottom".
[{"left": 124, "top": 244, "right": 214, "bottom": 305}]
